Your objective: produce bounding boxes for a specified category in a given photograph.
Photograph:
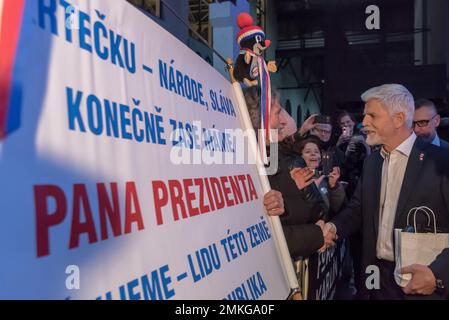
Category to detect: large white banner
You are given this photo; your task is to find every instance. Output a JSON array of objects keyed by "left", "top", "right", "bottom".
[{"left": 0, "top": 0, "right": 290, "bottom": 299}]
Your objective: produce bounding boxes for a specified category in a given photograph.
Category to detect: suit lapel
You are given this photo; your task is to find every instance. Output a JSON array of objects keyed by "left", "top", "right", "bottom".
[
  {"left": 371, "top": 152, "right": 384, "bottom": 237},
  {"left": 394, "top": 138, "right": 428, "bottom": 226}
]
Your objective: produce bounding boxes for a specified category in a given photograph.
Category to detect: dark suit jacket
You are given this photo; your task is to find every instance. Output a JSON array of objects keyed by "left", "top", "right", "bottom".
[
  {"left": 332, "top": 137, "right": 449, "bottom": 298},
  {"left": 440, "top": 138, "right": 449, "bottom": 150}
]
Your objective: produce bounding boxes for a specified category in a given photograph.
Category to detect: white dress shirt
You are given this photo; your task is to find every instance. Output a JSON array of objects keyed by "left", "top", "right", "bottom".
[{"left": 376, "top": 132, "right": 417, "bottom": 261}]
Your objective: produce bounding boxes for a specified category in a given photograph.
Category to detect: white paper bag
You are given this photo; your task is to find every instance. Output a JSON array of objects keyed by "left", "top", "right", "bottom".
[{"left": 394, "top": 206, "right": 449, "bottom": 288}]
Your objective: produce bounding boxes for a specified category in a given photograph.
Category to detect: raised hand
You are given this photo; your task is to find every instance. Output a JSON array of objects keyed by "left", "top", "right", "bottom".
[
  {"left": 346, "top": 141, "right": 357, "bottom": 153},
  {"left": 263, "top": 190, "right": 285, "bottom": 216},
  {"left": 299, "top": 114, "right": 319, "bottom": 136},
  {"left": 290, "top": 167, "right": 315, "bottom": 190},
  {"left": 336, "top": 128, "right": 351, "bottom": 146}
]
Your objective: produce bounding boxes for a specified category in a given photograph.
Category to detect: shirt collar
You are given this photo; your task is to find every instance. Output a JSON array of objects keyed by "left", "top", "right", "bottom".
[
  {"left": 432, "top": 134, "right": 441, "bottom": 147},
  {"left": 380, "top": 132, "right": 417, "bottom": 158}
]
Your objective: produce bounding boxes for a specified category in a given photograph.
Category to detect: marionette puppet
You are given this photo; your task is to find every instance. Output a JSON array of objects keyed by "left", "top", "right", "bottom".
[
  {"left": 231, "top": 12, "right": 278, "bottom": 165},
  {"left": 233, "top": 12, "right": 277, "bottom": 87}
]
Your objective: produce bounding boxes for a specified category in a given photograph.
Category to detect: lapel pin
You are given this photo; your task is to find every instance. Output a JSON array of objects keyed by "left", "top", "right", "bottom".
[{"left": 419, "top": 153, "right": 424, "bottom": 161}]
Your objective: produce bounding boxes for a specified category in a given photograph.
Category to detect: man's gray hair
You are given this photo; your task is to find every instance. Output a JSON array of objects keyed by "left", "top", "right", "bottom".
[{"left": 361, "top": 84, "right": 415, "bottom": 128}]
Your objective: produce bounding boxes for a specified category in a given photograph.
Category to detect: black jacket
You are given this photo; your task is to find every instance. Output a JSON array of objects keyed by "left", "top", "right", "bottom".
[
  {"left": 337, "top": 134, "right": 371, "bottom": 198},
  {"left": 332, "top": 137, "right": 449, "bottom": 298},
  {"left": 268, "top": 148, "right": 325, "bottom": 259}
]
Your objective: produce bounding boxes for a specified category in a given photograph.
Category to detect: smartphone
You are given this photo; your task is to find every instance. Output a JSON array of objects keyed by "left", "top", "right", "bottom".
[
  {"left": 313, "top": 169, "right": 323, "bottom": 179},
  {"left": 321, "top": 151, "right": 334, "bottom": 176}
]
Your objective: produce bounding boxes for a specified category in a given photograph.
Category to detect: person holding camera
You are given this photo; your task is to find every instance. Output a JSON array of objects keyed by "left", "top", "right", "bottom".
[{"left": 336, "top": 111, "right": 371, "bottom": 198}]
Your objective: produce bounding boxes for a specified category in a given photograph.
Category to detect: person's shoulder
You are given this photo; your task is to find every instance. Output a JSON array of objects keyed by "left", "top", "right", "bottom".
[
  {"left": 436, "top": 141, "right": 449, "bottom": 161},
  {"left": 276, "top": 148, "right": 301, "bottom": 172},
  {"left": 278, "top": 148, "right": 299, "bottom": 162},
  {"left": 414, "top": 137, "right": 441, "bottom": 154},
  {"left": 420, "top": 138, "right": 449, "bottom": 155},
  {"left": 418, "top": 139, "right": 449, "bottom": 169},
  {"left": 359, "top": 147, "right": 382, "bottom": 172},
  {"left": 440, "top": 138, "right": 449, "bottom": 151}
]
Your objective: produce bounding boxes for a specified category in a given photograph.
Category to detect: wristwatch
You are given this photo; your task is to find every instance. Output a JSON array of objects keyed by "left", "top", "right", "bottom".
[{"left": 436, "top": 279, "right": 445, "bottom": 294}]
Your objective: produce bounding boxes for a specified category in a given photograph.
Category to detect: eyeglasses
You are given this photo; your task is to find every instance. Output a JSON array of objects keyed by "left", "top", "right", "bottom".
[
  {"left": 412, "top": 114, "right": 437, "bottom": 128},
  {"left": 314, "top": 128, "right": 332, "bottom": 135}
]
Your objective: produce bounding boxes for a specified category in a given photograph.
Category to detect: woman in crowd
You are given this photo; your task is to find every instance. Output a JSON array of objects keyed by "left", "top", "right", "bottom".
[{"left": 290, "top": 137, "right": 346, "bottom": 223}]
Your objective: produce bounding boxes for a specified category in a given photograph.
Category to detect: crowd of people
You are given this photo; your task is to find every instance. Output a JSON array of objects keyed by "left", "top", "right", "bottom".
[{"left": 252, "top": 84, "right": 449, "bottom": 300}]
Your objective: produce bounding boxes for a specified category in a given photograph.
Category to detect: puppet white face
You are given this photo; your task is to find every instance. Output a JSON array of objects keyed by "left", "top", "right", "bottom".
[{"left": 253, "top": 35, "right": 270, "bottom": 55}]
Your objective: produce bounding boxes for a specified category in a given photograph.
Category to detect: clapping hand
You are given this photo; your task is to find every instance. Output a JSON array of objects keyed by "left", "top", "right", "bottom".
[{"left": 290, "top": 167, "right": 315, "bottom": 190}]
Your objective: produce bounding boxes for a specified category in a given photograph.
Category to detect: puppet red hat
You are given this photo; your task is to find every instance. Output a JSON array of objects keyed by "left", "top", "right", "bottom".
[{"left": 236, "top": 12, "right": 265, "bottom": 45}]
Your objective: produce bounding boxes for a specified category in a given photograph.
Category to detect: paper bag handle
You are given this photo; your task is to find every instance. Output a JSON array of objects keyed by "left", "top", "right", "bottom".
[{"left": 406, "top": 206, "right": 437, "bottom": 234}]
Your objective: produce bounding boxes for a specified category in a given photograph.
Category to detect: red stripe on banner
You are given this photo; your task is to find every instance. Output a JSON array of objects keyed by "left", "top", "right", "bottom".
[{"left": 0, "top": 0, "right": 25, "bottom": 139}]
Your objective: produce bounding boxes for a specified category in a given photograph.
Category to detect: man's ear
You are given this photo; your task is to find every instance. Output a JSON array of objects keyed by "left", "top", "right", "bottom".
[
  {"left": 435, "top": 114, "right": 441, "bottom": 127},
  {"left": 394, "top": 112, "right": 406, "bottom": 128}
]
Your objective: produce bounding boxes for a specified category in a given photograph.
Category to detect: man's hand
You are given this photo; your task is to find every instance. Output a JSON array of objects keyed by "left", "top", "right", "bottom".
[
  {"left": 290, "top": 167, "right": 315, "bottom": 190},
  {"left": 336, "top": 134, "right": 351, "bottom": 147},
  {"left": 316, "top": 222, "right": 338, "bottom": 253},
  {"left": 320, "top": 223, "right": 338, "bottom": 253},
  {"left": 328, "top": 167, "right": 341, "bottom": 189},
  {"left": 401, "top": 264, "right": 437, "bottom": 295},
  {"left": 346, "top": 141, "right": 357, "bottom": 154},
  {"left": 267, "top": 60, "right": 277, "bottom": 73},
  {"left": 263, "top": 190, "right": 285, "bottom": 216},
  {"left": 316, "top": 220, "right": 325, "bottom": 229},
  {"left": 299, "top": 114, "right": 318, "bottom": 136},
  {"left": 315, "top": 220, "right": 327, "bottom": 252}
]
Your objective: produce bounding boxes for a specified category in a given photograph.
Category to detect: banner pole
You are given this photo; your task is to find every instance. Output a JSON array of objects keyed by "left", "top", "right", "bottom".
[{"left": 226, "top": 60, "right": 302, "bottom": 300}]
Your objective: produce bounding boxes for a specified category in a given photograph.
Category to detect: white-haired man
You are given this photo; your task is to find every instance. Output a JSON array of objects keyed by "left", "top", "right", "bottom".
[{"left": 323, "top": 84, "right": 449, "bottom": 299}]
